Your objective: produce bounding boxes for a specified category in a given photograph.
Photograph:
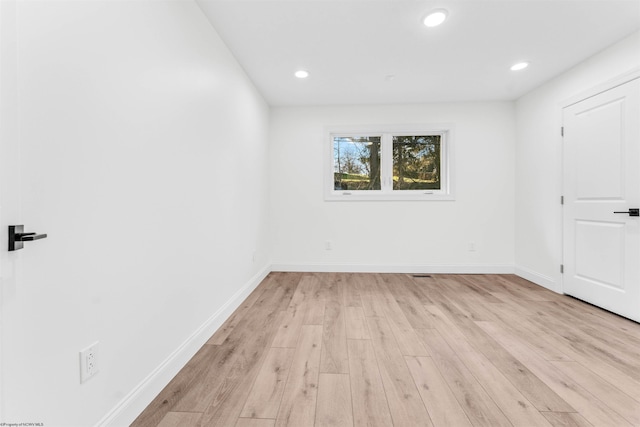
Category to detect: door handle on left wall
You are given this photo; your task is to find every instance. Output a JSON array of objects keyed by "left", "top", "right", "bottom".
[{"left": 8, "top": 225, "right": 48, "bottom": 251}]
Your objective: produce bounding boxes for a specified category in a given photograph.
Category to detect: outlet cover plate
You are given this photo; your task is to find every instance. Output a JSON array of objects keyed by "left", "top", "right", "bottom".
[{"left": 80, "top": 342, "right": 99, "bottom": 383}]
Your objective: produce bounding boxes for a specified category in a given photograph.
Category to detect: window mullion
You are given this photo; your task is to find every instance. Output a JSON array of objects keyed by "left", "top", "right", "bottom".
[{"left": 382, "top": 133, "right": 392, "bottom": 192}]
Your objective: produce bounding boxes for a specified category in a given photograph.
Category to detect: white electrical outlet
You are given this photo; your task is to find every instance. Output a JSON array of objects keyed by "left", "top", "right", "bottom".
[
  {"left": 469, "top": 242, "right": 476, "bottom": 252},
  {"left": 325, "top": 241, "right": 333, "bottom": 251},
  {"left": 80, "top": 342, "right": 99, "bottom": 383}
]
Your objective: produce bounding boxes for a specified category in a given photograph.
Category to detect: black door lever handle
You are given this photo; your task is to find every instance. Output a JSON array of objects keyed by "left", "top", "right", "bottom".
[
  {"left": 8, "top": 225, "right": 48, "bottom": 251},
  {"left": 613, "top": 208, "right": 639, "bottom": 217},
  {"left": 20, "top": 233, "right": 48, "bottom": 241}
]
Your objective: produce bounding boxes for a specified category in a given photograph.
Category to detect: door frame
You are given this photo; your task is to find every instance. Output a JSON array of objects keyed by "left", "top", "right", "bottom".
[
  {"left": 0, "top": 0, "right": 21, "bottom": 419},
  {"left": 559, "top": 66, "right": 640, "bottom": 295}
]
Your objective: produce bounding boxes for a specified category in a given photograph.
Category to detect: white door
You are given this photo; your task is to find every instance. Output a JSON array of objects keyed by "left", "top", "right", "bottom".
[{"left": 563, "top": 78, "right": 640, "bottom": 322}]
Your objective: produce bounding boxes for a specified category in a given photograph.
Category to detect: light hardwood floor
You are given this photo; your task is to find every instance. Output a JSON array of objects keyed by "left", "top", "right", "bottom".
[{"left": 131, "top": 273, "right": 640, "bottom": 427}]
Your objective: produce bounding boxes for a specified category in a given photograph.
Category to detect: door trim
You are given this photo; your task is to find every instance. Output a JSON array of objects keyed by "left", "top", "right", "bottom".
[
  {"left": 559, "top": 68, "right": 640, "bottom": 296},
  {"left": 560, "top": 67, "right": 640, "bottom": 109}
]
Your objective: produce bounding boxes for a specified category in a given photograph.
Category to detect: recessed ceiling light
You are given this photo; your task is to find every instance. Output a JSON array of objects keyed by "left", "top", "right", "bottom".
[
  {"left": 294, "top": 70, "right": 309, "bottom": 79},
  {"left": 510, "top": 62, "right": 529, "bottom": 71},
  {"left": 423, "top": 9, "right": 448, "bottom": 27}
]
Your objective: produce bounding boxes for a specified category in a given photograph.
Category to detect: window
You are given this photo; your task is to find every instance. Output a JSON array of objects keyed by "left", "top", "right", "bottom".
[
  {"left": 333, "top": 136, "right": 381, "bottom": 191},
  {"left": 392, "top": 135, "right": 441, "bottom": 191},
  {"left": 326, "top": 125, "right": 454, "bottom": 201}
]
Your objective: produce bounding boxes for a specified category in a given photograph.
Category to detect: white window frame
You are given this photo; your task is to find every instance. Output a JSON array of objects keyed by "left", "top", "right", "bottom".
[{"left": 324, "top": 124, "right": 455, "bottom": 201}]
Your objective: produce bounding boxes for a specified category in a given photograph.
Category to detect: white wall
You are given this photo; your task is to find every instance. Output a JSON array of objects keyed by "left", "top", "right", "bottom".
[
  {"left": 0, "top": 1, "right": 270, "bottom": 425},
  {"left": 269, "top": 102, "right": 516, "bottom": 272},
  {"left": 515, "top": 31, "right": 640, "bottom": 292}
]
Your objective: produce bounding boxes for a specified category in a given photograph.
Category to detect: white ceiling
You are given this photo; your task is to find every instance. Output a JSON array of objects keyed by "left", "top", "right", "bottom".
[{"left": 197, "top": 0, "right": 640, "bottom": 106}]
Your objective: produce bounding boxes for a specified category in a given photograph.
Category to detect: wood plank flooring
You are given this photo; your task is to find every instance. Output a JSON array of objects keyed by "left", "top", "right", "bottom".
[{"left": 132, "top": 273, "right": 640, "bottom": 427}]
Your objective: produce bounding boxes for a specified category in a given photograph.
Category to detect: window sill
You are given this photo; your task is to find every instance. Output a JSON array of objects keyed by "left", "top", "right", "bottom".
[{"left": 324, "top": 192, "right": 455, "bottom": 201}]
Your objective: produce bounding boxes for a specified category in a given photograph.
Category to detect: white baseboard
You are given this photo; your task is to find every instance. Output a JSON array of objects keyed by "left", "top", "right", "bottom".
[
  {"left": 514, "top": 265, "right": 559, "bottom": 293},
  {"left": 96, "top": 265, "right": 271, "bottom": 427},
  {"left": 271, "top": 263, "right": 514, "bottom": 274}
]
